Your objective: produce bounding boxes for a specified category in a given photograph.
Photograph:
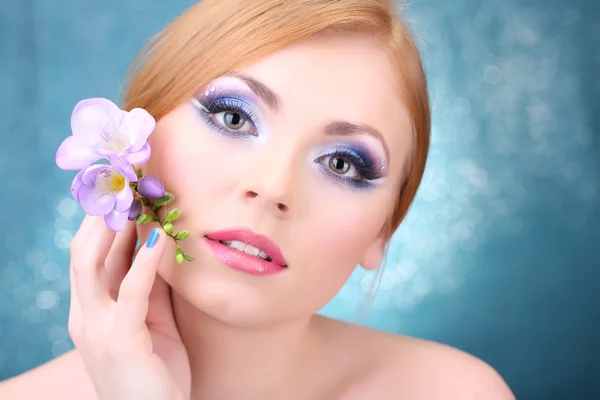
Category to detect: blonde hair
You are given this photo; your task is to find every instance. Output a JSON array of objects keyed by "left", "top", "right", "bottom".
[{"left": 124, "top": 0, "right": 430, "bottom": 252}]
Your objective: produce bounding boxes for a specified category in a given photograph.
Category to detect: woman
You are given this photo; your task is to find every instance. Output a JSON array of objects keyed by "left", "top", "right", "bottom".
[{"left": 0, "top": 0, "right": 514, "bottom": 398}]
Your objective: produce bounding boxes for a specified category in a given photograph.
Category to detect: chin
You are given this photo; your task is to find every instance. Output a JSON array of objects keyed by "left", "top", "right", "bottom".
[{"left": 161, "top": 249, "right": 297, "bottom": 327}]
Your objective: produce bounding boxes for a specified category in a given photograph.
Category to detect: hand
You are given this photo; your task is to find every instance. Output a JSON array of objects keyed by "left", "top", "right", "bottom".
[{"left": 68, "top": 216, "right": 191, "bottom": 400}]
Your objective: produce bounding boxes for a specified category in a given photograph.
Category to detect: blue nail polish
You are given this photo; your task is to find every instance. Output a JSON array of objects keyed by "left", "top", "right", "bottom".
[{"left": 146, "top": 228, "right": 159, "bottom": 248}]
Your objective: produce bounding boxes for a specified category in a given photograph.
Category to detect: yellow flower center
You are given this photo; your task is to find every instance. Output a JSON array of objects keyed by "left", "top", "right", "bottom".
[
  {"left": 97, "top": 170, "right": 125, "bottom": 193},
  {"left": 109, "top": 174, "right": 125, "bottom": 192}
]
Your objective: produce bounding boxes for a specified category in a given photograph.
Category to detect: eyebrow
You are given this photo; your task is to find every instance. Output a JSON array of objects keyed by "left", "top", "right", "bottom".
[
  {"left": 228, "top": 71, "right": 281, "bottom": 111},
  {"left": 325, "top": 121, "right": 390, "bottom": 165}
]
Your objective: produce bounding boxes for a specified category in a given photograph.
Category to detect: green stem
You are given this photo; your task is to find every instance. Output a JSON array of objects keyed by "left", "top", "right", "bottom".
[{"left": 132, "top": 167, "right": 193, "bottom": 262}]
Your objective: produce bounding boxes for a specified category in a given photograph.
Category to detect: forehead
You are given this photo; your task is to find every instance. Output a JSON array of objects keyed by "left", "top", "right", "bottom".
[{"left": 238, "top": 34, "right": 413, "bottom": 167}]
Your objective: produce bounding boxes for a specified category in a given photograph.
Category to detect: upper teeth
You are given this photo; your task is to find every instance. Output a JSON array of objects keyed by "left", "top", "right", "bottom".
[{"left": 220, "top": 240, "right": 272, "bottom": 261}]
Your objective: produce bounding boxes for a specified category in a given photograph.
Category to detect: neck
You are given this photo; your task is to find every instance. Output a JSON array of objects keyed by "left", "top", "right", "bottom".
[{"left": 172, "top": 293, "right": 319, "bottom": 398}]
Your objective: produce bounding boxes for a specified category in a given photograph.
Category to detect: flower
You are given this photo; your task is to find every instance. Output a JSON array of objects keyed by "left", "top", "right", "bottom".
[
  {"left": 137, "top": 174, "right": 165, "bottom": 200},
  {"left": 71, "top": 164, "right": 136, "bottom": 231},
  {"left": 55, "top": 98, "right": 156, "bottom": 171},
  {"left": 56, "top": 97, "right": 195, "bottom": 263}
]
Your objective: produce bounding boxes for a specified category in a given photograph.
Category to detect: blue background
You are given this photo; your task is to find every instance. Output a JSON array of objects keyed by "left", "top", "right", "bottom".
[{"left": 1, "top": 0, "right": 599, "bottom": 398}]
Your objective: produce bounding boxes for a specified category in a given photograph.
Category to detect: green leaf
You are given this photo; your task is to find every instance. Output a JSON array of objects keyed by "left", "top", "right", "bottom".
[
  {"left": 165, "top": 208, "right": 181, "bottom": 222},
  {"left": 136, "top": 213, "right": 154, "bottom": 225},
  {"left": 154, "top": 192, "right": 175, "bottom": 207},
  {"left": 175, "top": 253, "right": 184, "bottom": 264},
  {"left": 163, "top": 222, "right": 174, "bottom": 235},
  {"left": 175, "top": 230, "right": 190, "bottom": 240},
  {"left": 182, "top": 253, "right": 195, "bottom": 262}
]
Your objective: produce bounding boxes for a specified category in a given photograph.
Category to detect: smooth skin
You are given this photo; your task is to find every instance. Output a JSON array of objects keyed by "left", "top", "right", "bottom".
[{"left": 0, "top": 34, "right": 515, "bottom": 399}]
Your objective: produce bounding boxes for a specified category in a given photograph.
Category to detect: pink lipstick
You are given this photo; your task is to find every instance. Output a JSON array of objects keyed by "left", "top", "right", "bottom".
[{"left": 203, "top": 227, "right": 287, "bottom": 276}]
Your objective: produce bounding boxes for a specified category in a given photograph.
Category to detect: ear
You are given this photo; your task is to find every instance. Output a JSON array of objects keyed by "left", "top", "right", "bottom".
[{"left": 359, "top": 225, "right": 389, "bottom": 271}]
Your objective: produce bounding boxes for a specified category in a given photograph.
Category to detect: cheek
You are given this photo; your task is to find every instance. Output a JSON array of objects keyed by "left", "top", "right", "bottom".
[
  {"left": 280, "top": 194, "right": 388, "bottom": 314},
  {"left": 144, "top": 108, "right": 234, "bottom": 216},
  {"left": 294, "top": 188, "right": 389, "bottom": 285},
  {"left": 308, "top": 199, "right": 384, "bottom": 264}
]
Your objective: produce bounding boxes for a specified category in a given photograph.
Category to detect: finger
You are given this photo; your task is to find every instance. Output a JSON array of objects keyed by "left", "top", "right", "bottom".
[
  {"left": 146, "top": 273, "right": 178, "bottom": 335},
  {"left": 114, "top": 228, "right": 167, "bottom": 337},
  {"left": 73, "top": 214, "right": 96, "bottom": 239},
  {"left": 105, "top": 221, "right": 138, "bottom": 300},
  {"left": 68, "top": 267, "right": 82, "bottom": 342},
  {"left": 70, "top": 216, "right": 115, "bottom": 317},
  {"left": 67, "top": 216, "right": 93, "bottom": 342}
]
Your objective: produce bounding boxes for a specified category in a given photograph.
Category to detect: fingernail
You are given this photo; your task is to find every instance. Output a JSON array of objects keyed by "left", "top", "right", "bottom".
[{"left": 146, "top": 228, "right": 159, "bottom": 248}]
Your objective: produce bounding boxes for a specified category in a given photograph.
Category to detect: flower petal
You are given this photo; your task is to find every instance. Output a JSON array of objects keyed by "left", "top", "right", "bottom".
[
  {"left": 71, "top": 98, "right": 122, "bottom": 147},
  {"left": 123, "top": 143, "right": 152, "bottom": 164},
  {"left": 126, "top": 108, "right": 156, "bottom": 151},
  {"left": 56, "top": 136, "right": 101, "bottom": 170},
  {"left": 94, "top": 147, "right": 121, "bottom": 158},
  {"left": 105, "top": 209, "right": 129, "bottom": 232},
  {"left": 114, "top": 187, "right": 134, "bottom": 212},
  {"left": 128, "top": 199, "right": 143, "bottom": 221},
  {"left": 78, "top": 184, "right": 117, "bottom": 216},
  {"left": 108, "top": 156, "right": 138, "bottom": 182},
  {"left": 70, "top": 169, "right": 86, "bottom": 202},
  {"left": 123, "top": 142, "right": 152, "bottom": 165},
  {"left": 80, "top": 164, "right": 107, "bottom": 186}
]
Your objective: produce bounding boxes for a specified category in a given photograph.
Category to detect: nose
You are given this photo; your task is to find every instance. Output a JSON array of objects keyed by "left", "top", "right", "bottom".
[
  {"left": 243, "top": 190, "right": 289, "bottom": 213},
  {"left": 237, "top": 150, "right": 299, "bottom": 216}
]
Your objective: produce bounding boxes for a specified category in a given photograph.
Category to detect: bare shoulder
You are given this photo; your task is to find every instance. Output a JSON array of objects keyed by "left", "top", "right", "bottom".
[
  {"left": 364, "top": 334, "right": 515, "bottom": 400},
  {"left": 0, "top": 349, "right": 97, "bottom": 399},
  {"left": 315, "top": 316, "right": 514, "bottom": 400}
]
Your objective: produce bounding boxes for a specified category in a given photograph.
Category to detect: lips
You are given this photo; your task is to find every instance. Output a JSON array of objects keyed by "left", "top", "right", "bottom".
[{"left": 204, "top": 227, "right": 287, "bottom": 267}]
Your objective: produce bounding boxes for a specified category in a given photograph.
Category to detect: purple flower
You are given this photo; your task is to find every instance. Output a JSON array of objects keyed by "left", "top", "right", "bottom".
[
  {"left": 56, "top": 98, "right": 156, "bottom": 171},
  {"left": 71, "top": 164, "right": 136, "bottom": 232},
  {"left": 137, "top": 175, "right": 165, "bottom": 200},
  {"left": 128, "top": 199, "right": 143, "bottom": 221}
]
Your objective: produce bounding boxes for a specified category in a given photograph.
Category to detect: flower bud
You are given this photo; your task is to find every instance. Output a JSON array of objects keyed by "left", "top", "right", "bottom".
[
  {"left": 163, "top": 222, "right": 174, "bottom": 235},
  {"left": 154, "top": 192, "right": 175, "bottom": 207},
  {"left": 175, "top": 248, "right": 184, "bottom": 264},
  {"left": 175, "top": 230, "right": 190, "bottom": 240},
  {"left": 128, "top": 199, "right": 143, "bottom": 221},
  {"left": 136, "top": 213, "right": 154, "bottom": 225},
  {"left": 165, "top": 208, "right": 181, "bottom": 222},
  {"left": 138, "top": 175, "right": 165, "bottom": 200}
]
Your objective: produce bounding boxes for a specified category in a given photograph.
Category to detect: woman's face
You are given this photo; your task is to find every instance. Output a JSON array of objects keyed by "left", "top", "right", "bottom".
[{"left": 140, "top": 34, "right": 413, "bottom": 325}]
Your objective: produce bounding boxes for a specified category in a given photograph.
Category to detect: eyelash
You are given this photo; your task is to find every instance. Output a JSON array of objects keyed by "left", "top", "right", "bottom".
[
  {"left": 194, "top": 94, "right": 382, "bottom": 189},
  {"left": 196, "top": 96, "right": 259, "bottom": 137}
]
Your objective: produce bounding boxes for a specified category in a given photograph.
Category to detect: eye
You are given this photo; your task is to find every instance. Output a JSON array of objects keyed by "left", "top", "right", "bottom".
[
  {"left": 214, "top": 111, "right": 254, "bottom": 134},
  {"left": 322, "top": 155, "right": 359, "bottom": 178},
  {"left": 314, "top": 145, "right": 384, "bottom": 190},
  {"left": 193, "top": 96, "right": 259, "bottom": 137}
]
